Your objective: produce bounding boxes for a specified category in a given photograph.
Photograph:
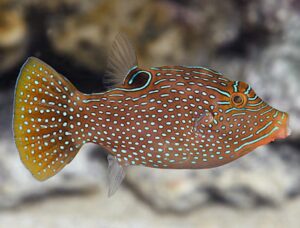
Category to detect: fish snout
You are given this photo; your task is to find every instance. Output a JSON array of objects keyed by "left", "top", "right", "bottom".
[{"left": 274, "top": 112, "right": 290, "bottom": 140}]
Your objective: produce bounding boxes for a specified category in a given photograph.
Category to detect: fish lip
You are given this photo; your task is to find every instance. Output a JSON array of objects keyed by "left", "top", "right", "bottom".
[
  {"left": 275, "top": 127, "right": 288, "bottom": 140},
  {"left": 236, "top": 112, "right": 290, "bottom": 155},
  {"left": 287, "top": 114, "right": 292, "bottom": 136},
  {"left": 274, "top": 112, "right": 290, "bottom": 140}
]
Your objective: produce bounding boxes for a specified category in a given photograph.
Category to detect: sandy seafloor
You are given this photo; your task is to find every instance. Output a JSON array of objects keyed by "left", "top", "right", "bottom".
[{"left": 1, "top": 189, "right": 299, "bottom": 228}]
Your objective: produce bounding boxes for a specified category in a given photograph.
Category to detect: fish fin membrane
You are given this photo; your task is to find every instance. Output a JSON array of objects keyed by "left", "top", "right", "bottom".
[
  {"left": 105, "top": 33, "right": 138, "bottom": 87},
  {"left": 14, "top": 57, "right": 84, "bottom": 181},
  {"left": 107, "top": 155, "right": 126, "bottom": 197}
]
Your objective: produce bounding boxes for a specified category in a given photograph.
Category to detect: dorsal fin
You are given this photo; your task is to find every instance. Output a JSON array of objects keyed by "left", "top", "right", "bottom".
[{"left": 105, "top": 33, "right": 138, "bottom": 87}]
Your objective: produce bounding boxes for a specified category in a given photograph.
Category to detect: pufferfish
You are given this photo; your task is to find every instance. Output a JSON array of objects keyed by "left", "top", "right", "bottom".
[{"left": 13, "top": 34, "right": 290, "bottom": 196}]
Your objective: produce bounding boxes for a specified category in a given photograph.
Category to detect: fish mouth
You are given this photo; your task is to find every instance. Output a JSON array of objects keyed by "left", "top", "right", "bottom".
[
  {"left": 234, "top": 111, "right": 290, "bottom": 157},
  {"left": 274, "top": 112, "right": 290, "bottom": 140}
]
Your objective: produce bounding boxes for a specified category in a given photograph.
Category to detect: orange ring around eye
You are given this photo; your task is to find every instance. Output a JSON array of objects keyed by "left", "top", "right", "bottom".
[{"left": 230, "top": 93, "right": 247, "bottom": 108}]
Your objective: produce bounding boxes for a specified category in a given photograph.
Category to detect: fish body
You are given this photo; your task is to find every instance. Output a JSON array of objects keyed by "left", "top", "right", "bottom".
[{"left": 13, "top": 35, "right": 290, "bottom": 195}]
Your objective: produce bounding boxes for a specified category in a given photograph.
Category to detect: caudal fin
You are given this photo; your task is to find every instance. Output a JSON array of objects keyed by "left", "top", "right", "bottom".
[{"left": 13, "top": 57, "right": 86, "bottom": 180}]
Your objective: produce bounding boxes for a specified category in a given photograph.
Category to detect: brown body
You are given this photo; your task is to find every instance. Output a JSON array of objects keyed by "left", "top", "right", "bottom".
[
  {"left": 14, "top": 58, "right": 289, "bottom": 182},
  {"left": 81, "top": 66, "right": 289, "bottom": 169},
  {"left": 12, "top": 33, "right": 289, "bottom": 196}
]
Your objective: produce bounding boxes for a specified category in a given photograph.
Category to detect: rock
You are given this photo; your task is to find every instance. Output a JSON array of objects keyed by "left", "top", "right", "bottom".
[
  {"left": 0, "top": 0, "right": 300, "bottom": 219},
  {"left": 0, "top": 3, "right": 28, "bottom": 74},
  {"left": 0, "top": 135, "right": 107, "bottom": 209},
  {"left": 0, "top": 89, "right": 108, "bottom": 209},
  {"left": 46, "top": 0, "right": 241, "bottom": 73},
  {"left": 46, "top": 0, "right": 151, "bottom": 73},
  {"left": 126, "top": 144, "right": 300, "bottom": 212},
  {"left": 45, "top": 0, "right": 294, "bottom": 76},
  {"left": 245, "top": 14, "right": 300, "bottom": 138}
]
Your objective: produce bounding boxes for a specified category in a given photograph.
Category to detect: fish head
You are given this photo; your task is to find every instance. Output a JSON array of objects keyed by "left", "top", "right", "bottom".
[{"left": 203, "top": 80, "right": 290, "bottom": 160}]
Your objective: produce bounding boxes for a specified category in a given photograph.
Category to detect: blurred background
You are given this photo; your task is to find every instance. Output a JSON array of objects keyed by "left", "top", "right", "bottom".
[{"left": 0, "top": 0, "right": 300, "bottom": 227}]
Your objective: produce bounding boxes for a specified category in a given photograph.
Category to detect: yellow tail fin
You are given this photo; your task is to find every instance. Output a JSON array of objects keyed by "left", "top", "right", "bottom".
[{"left": 13, "top": 57, "right": 85, "bottom": 180}]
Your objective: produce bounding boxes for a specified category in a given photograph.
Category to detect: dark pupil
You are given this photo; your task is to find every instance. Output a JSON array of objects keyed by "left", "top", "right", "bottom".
[
  {"left": 129, "top": 72, "right": 149, "bottom": 88},
  {"left": 233, "top": 95, "right": 243, "bottom": 104}
]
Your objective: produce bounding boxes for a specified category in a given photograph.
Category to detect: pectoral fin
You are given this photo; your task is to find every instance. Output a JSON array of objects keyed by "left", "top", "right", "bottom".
[{"left": 194, "top": 111, "right": 214, "bottom": 131}]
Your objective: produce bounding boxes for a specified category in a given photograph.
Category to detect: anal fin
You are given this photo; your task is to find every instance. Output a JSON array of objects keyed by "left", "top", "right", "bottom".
[{"left": 107, "top": 155, "right": 126, "bottom": 197}]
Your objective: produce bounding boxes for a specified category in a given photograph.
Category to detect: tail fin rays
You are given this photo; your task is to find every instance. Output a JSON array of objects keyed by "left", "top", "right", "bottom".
[{"left": 14, "top": 57, "right": 84, "bottom": 180}]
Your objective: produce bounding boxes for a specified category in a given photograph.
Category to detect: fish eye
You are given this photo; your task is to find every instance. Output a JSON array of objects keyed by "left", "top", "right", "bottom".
[
  {"left": 126, "top": 71, "right": 152, "bottom": 89},
  {"left": 233, "top": 95, "right": 242, "bottom": 103},
  {"left": 231, "top": 93, "right": 247, "bottom": 108}
]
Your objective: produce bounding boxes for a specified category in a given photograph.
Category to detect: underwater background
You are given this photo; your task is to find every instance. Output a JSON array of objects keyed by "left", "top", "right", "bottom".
[{"left": 0, "top": 0, "right": 300, "bottom": 227}]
